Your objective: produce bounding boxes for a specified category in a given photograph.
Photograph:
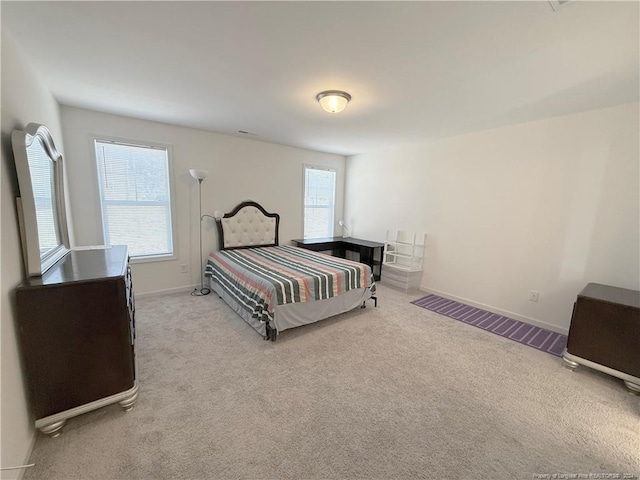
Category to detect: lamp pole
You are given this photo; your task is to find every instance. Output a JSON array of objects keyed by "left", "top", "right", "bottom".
[{"left": 190, "top": 169, "right": 211, "bottom": 296}]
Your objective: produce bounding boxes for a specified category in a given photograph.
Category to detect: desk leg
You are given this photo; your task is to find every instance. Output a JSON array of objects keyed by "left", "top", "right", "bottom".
[
  {"left": 359, "top": 247, "right": 382, "bottom": 281},
  {"left": 360, "top": 246, "right": 371, "bottom": 270},
  {"left": 333, "top": 246, "right": 346, "bottom": 258}
]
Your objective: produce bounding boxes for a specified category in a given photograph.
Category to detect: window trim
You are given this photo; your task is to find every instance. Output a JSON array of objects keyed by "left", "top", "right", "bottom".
[
  {"left": 302, "top": 164, "right": 337, "bottom": 239},
  {"left": 91, "top": 134, "right": 177, "bottom": 262}
]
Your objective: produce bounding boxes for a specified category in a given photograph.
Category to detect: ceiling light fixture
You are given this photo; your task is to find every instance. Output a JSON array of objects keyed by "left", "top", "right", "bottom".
[{"left": 316, "top": 90, "right": 351, "bottom": 113}]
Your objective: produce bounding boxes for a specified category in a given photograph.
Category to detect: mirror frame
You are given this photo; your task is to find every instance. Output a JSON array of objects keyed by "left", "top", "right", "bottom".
[{"left": 12, "top": 123, "right": 70, "bottom": 277}]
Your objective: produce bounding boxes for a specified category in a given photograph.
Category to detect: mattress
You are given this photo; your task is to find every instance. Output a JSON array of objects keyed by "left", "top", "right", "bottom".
[{"left": 205, "top": 245, "right": 374, "bottom": 336}]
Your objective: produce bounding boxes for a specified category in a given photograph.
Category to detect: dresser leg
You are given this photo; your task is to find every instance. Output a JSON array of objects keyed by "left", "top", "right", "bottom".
[
  {"left": 39, "top": 420, "right": 65, "bottom": 437},
  {"left": 623, "top": 380, "right": 640, "bottom": 395},
  {"left": 562, "top": 354, "right": 579, "bottom": 371},
  {"left": 118, "top": 385, "right": 139, "bottom": 411}
]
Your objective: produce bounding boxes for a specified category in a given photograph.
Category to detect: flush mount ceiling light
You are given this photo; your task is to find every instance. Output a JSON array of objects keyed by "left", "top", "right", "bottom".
[{"left": 316, "top": 90, "right": 351, "bottom": 113}]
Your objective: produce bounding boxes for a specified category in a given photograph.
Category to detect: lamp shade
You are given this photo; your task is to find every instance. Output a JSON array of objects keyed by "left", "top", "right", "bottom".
[
  {"left": 316, "top": 90, "right": 351, "bottom": 113},
  {"left": 189, "top": 169, "right": 209, "bottom": 181}
]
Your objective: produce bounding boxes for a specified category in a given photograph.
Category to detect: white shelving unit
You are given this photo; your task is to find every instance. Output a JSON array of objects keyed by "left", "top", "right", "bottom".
[{"left": 382, "top": 230, "right": 426, "bottom": 292}]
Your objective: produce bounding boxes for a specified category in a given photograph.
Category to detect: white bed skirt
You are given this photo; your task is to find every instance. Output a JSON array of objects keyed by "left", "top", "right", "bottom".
[{"left": 210, "top": 278, "right": 372, "bottom": 337}]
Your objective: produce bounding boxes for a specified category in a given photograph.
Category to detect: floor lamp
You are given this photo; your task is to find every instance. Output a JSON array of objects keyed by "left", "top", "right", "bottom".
[{"left": 190, "top": 169, "right": 211, "bottom": 296}]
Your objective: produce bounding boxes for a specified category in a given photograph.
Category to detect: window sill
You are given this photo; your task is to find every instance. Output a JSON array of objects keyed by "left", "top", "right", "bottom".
[{"left": 130, "top": 253, "right": 176, "bottom": 264}]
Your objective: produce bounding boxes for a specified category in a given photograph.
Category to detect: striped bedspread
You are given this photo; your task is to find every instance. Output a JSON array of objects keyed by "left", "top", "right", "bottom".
[{"left": 205, "top": 245, "right": 374, "bottom": 326}]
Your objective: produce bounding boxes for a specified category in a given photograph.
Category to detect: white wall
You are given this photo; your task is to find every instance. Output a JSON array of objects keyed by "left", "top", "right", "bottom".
[
  {"left": 345, "top": 103, "right": 640, "bottom": 333},
  {"left": 60, "top": 106, "right": 346, "bottom": 295},
  {"left": 0, "top": 31, "right": 67, "bottom": 479}
]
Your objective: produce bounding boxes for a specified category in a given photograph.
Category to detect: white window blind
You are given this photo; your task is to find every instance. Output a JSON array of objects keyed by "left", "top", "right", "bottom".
[
  {"left": 28, "top": 137, "right": 59, "bottom": 255},
  {"left": 95, "top": 140, "right": 174, "bottom": 258},
  {"left": 303, "top": 166, "right": 336, "bottom": 239}
]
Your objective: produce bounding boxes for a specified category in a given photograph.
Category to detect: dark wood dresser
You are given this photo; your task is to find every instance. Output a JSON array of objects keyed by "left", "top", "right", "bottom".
[
  {"left": 15, "top": 245, "right": 138, "bottom": 436},
  {"left": 563, "top": 283, "right": 640, "bottom": 394}
]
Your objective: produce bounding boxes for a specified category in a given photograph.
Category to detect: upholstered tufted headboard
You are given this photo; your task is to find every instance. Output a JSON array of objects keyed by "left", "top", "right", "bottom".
[{"left": 215, "top": 201, "right": 280, "bottom": 250}]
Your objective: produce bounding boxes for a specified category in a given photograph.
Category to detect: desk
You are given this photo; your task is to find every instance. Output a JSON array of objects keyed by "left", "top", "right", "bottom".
[{"left": 291, "top": 237, "right": 384, "bottom": 281}]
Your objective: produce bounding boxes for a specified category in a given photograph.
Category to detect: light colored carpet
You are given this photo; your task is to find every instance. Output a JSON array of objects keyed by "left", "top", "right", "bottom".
[{"left": 24, "top": 284, "right": 639, "bottom": 479}]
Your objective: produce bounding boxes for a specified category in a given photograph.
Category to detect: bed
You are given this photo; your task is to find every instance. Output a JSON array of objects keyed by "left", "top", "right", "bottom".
[{"left": 205, "top": 200, "right": 376, "bottom": 341}]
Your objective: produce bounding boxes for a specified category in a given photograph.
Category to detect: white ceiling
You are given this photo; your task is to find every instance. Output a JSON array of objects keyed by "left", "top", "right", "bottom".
[{"left": 2, "top": 1, "right": 638, "bottom": 156}]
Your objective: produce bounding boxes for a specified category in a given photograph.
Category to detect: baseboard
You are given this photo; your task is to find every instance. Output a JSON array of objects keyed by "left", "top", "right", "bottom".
[
  {"left": 135, "top": 285, "right": 200, "bottom": 298},
  {"left": 13, "top": 430, "right": 36, "bottom": 480},
  {"left": 418, "top": 286, "right": 569, "bottom": 335}
]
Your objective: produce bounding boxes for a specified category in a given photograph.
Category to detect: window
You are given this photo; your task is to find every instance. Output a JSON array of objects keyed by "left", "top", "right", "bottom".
[
  {"left": 94, "top": 139, "right": 174, "bottom": 259},
  {"left": 303, "top": 165, "right": 336, "bottom": 239}
]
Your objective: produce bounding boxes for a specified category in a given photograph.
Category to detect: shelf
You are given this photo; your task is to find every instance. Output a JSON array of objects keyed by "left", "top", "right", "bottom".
[
  {"left": 383, "top": 230, "right": 426, "bottom": 286},
  {"left": 392, "top": 240, "right": 424, "bottom": 247},
  {"left": 384, "top": 262, "right": 422, "bottom": 273},
  {"left": 385, "top": 251, "right": 414, "bottom": 259}
]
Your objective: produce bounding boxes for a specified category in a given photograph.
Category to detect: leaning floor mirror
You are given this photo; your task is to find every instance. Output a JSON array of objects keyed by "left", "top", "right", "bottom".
[{"left": 12, "top": 123, "right": 70, "bottom": 277}]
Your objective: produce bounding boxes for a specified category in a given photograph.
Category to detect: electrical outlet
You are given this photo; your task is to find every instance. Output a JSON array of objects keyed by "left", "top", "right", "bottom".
[
  {"left": 180, "top": 264, "right": 188, "bottom": 273},
  {"left": 529, "top": 291, "right": 539, "bottom": 302}
]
